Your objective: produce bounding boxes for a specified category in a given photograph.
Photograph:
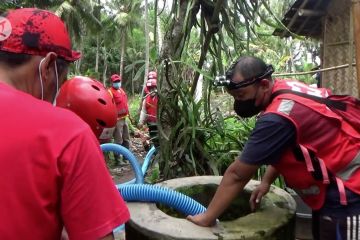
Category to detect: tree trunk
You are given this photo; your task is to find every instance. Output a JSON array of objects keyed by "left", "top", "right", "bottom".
[
  {"left": 95, "top": 0, "right": 101, "bottom": 77},
  {"left": 143, "top": 0, "right": 150, "bottom": 86},
  {"left": 190, "top": 0, "right": 224, "bottom": 95},
  {"left": 160, "top": 1, "right": 195, "bottom": 61},
  {"left": 75, "top": 38, "right": 83, "bottom": 73},
  {"left": 75, "top": 58, "right": 82, "bottom": 74},
  {"left": 154, "top": 0, "right": 158, "bottom": 54},
  {"left": 95, "top": 34, "right": 99, "bottom": 74},
  {"left": 157, "top": 0, "right": 200, "bottom": 176},
  {"left": 157, "top": 15, "right": 163, "bottom": 55},
  {"left": 138, "top": 0, "right": 150, "bottom": 115},
  {"left": 131, "top": 67, "right": 135, "bottom": 95},
  {"left": 102, "top": 46, "right": 108, "bottom": 85},
  {"left": 288, "top": 39, "right": 294, "bottom": 72},
  {"left": 119, "top": 33, "right": 126, "bottom": 76},
  {"left": 154, "top": 0, "right": 163, "bottom": 55}
]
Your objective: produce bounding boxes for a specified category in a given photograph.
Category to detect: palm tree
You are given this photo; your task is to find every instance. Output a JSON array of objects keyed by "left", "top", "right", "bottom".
[
  {"left": 1, "top": 1, "right": 101, "bottom": 41},
  {"left": 1, "top": 0, "right": 102, "bottom": 74},
  {"left": 54, "top": 0, "right": 102, "bottom": 43},
  {"left": 142, "top": 0, "right": 150, "bottom": 94},
  {"left": 111, "top": 0, "right": 142, "bottom": 77}
]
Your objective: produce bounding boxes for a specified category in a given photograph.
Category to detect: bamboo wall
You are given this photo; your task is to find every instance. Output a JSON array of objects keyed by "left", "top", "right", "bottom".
[{"left": 322, "top": 0, "right": 357, "bottom": 96}]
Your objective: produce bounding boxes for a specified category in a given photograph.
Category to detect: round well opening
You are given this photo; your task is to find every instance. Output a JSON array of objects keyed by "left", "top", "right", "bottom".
[{"left": 157, "top": 184, "right": 252, "bottom": 221}]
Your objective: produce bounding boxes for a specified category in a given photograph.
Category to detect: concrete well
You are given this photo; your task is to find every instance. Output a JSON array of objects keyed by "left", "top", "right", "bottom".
[{"left": 125, "top": 176, "right": 296, "bottom": 240}]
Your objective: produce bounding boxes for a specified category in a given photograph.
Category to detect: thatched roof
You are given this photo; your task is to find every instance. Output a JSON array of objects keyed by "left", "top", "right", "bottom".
[{"left": 273, "top": 0, "right": 332, "bottom": 38}]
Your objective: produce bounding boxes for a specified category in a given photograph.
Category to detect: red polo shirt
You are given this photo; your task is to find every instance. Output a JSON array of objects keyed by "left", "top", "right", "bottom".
[{"left": 0, "top": 83, "right": 129, "bottom": 239}]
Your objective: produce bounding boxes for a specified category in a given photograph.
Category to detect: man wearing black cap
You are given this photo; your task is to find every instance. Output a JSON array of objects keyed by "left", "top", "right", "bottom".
[{"left": 0, "top": 8, "right": 129, "bottom": 240}]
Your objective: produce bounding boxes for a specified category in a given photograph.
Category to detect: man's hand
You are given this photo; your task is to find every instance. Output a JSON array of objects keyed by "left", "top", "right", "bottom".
[
  {"left": 249, "top": 182, "right": 270, "bottom": 211},
  {"left": 249, "top": 166, "right": 279, "bottom": 211},
  {"left": 187, "top": 160, "right": 259, "bottom": 228},
  {"left": 186, "top": 212, "right": 216, "bottom": 227}
]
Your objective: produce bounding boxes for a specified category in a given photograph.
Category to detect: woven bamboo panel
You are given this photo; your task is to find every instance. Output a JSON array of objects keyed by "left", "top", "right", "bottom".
[{"left": 322, "top": 0, "right": 357, "bottom": 96}]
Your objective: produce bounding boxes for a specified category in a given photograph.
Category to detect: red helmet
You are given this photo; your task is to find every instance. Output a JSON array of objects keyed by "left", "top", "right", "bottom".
[
  {"left": 56, "top": 76, "right": 117, "bottom": 139},
  {"left": 146, "top": 78, "right": 157, "bottom": 87},
  {"left": 148, "top": 71, "right": 157, "bottom": 80},
  {"left": 111, "top": 74, "right": 122, "bottom": 82}
]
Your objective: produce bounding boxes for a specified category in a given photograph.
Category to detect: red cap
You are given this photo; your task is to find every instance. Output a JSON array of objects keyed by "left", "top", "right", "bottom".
[
  {"left": 111, "top": 74, "right": 121, "bottom": 82},
  {"left": 0, "top": 8, "right": 81, "bottom": 62}
]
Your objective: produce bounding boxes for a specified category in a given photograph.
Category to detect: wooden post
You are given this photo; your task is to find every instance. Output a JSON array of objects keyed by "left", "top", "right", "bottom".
[{"left": 352, "top": 0, "right": 360, "bottom": 97}]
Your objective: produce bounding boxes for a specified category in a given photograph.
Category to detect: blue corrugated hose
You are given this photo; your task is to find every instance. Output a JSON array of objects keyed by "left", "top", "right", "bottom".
[
  {"left": 116, "top": 146, "right": 157, "bottom": 187},
  {"left": 120, "top": 184, "right": 206, "bottom": 216},
  {"left": 101, "top": 144, "right": 207, "bottom": 233},
  {"left": 101, "top": 143, "right": 144, "bottom": 184},
  {"left": 141, "top": 146, "right": 156, "bottom": 176}
]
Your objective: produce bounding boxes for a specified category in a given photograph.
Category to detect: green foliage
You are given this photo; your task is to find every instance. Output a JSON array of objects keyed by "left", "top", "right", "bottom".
[
  {"left": 145, "top": 163, "right": 160, "bottom": 184},
  {"left": 128, "top": 94, "right": 142, "bottom": 122},
  {"left": 114, "top": 12, "right": 129, "bottom": 27},
  {"left": 205, "top": 117, "right": 256, "bottom": 174},
  {"left": 153, "top": 0, "right": 321, "bottom": 180},
  {"left": 155, "top": 59, "right": 256, "bottom": 179}
]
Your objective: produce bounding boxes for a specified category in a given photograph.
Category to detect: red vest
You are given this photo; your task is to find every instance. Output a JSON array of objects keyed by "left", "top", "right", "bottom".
[
  {"left": 145, "top": 94, "right": 158, "bottom": 123},
  {"left": 109, "top": 87, "right": 129, "bottom": 118},
  {"left": 266, "top": 79, "right": 360, "bottom": 210}
]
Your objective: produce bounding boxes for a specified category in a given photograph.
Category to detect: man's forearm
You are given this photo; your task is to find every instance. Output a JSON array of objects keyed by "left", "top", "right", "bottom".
[
  {"left": 205, "top": 160, "right": 258, "bottom": 222},
  {"left": 205, "top": 172, "right": 247, "bottom": 221},
  {"left": 262, "top": 165, "right": 279, "bottom": 185}
]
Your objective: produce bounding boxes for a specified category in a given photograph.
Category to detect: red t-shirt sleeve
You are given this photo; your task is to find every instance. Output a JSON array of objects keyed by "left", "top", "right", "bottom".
[{"left": 59, "top": 127, "right": 129, "bottom": 240}]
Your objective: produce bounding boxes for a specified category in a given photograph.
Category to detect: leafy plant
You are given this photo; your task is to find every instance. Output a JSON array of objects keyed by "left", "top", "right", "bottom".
[
  {"left": 205, "top": 116, "right": 256, "bottom": 174},
  {"left": 154, "top": 58, "right": 257, "bottom": 179}
]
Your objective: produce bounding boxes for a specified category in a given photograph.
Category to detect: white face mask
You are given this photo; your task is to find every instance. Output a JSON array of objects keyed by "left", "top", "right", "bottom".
[{"left": 38, "top": 58, "right": 59, "bottom": 105}]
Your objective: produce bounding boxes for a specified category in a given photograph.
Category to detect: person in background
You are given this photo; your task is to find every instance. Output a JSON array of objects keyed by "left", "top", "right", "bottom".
[
  {"left": 187, "top": 56, "right": 360, "bottom": 240},
  {"left": 0, "top": 8, "right": 129, "bottom": 240},
  {"left": 108, "top": 74, "right": 131, "bottom": 150},
  {"left": 138, "top": 71, "right": 159, "bottom": 147}
]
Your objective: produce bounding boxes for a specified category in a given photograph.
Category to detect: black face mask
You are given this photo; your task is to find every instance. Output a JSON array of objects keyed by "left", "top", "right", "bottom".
[{"left": 233, "top": 98, "right": 263, "bottom": 118}]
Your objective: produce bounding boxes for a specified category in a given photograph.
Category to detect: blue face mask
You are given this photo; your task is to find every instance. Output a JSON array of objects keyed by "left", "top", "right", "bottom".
[{"left": 113, "top": 82, "right": 121, "bottom": 89}]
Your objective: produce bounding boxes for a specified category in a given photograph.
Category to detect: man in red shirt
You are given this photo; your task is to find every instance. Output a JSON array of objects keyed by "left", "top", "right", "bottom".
[
  {"left": 0, "top": 8, "right": 129, "bottom": 240},
  {"left": 108, "top": 74, "right": 131, "bottom": 149},
  {"left": 138, "top": 71, "right": 159, "bottom": 147}
]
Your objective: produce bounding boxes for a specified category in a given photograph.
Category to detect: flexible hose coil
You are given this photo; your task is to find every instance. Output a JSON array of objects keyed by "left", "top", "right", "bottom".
[
  {"left": 117, "top": 145, "right": 157, "bottom": 187},
  {"left": 120, "top": 184, "right": 206, "bottom": 216},
  {"left": 101, "top": 143, "right": 144, "bottom": 184},
  {"left": 141, "top": 146, "right": 156, "bottom": 175},
  {"left": 101, "top": 144, "right": 207, "bottom": 233}
]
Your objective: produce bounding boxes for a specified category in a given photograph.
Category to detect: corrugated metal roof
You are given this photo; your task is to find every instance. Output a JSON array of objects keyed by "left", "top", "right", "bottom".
[{"left": 273, "top": 0, "right": 332, "bottom": 38}]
